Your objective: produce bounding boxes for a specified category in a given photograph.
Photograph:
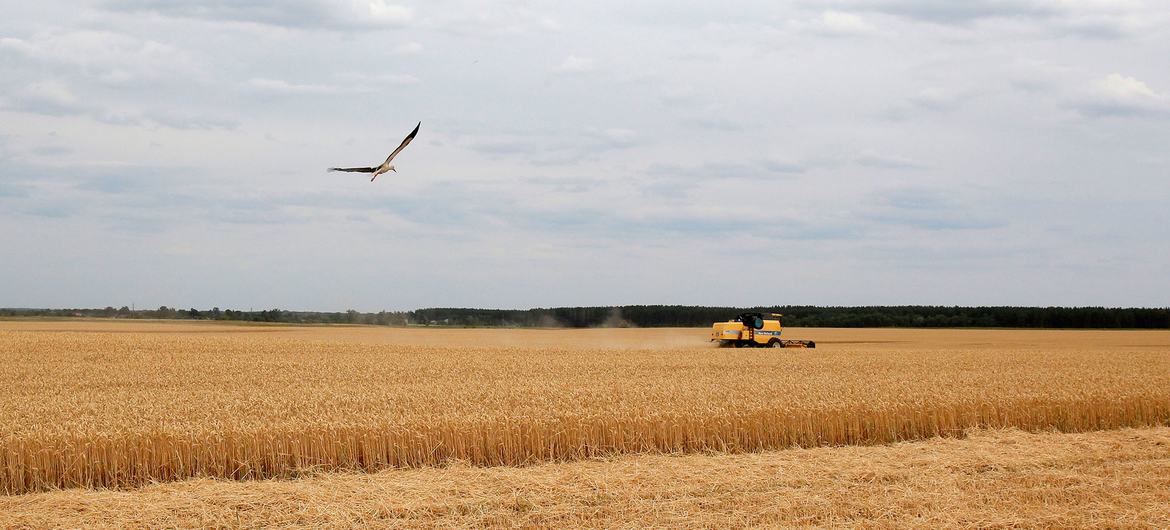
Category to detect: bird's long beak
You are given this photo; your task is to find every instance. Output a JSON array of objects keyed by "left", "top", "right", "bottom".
[{"left": 391, "top": 168, "right": 397, "bottom": 172}]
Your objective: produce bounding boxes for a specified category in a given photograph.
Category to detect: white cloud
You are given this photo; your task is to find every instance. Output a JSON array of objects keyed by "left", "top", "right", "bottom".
[
  {"left": 337, "top": 72, "right": 420, "bottom": 84},
  {"left": 908, "top": 87, "right": 967, "bottom": 111},
  {"left": 821, "top": 11, "right": 877, "bottom": 35},
  {"left": 2, "top": 80, "right": 237, "bottom": 130},
  {"left": 372, "top": 74, "right": 420, "bottom": 85},
  {"left": 784, "top": 10, "right": 879, "bottom": 36},
  {"left": 392, "top": 41, "right": 423, "bottom": 54},
  {"left": 554, "top": 55, "right": 595, "bottom": 73},
  {"left": 538, "top": 17, "right": 562, "bottom": 31},
  {"left": 20, "top": 80, "right": 79, "bottom": 108},
  {"left": 246, "top": 78, "right": 366, "bottom": 95},
  {"left": 362, "top": 0, "right": 413, "bottom": 25},
  {"left": 1074, "top": 73, "right": 1170, "bottom": 117},
  {"left": 1, "top": 80, "right": 86, "bottom": 116},
  {"left": 588, "top": 128, "right": 639, "bottom": 149},
  {"left": 884, "top": 87, "right": 971, "bottom": 120},
  {"left": 0, "top": 31, "right": 202, "bottom": 83},
  {"left": 0, "top": 37, "right": 35, "bottom": 55},
  {"left": 423, "top": 5, "right": 563, "bottom": 37},
  {"left": 1096, "top": 73, "right": 1163, "bottom": 102},
  {"left": 855, "top": 150, "right": 927, "bottom": 170}
]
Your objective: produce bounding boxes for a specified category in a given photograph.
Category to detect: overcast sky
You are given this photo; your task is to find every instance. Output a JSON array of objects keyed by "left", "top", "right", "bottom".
[{"left": 2, "top": 1, "right": 1168, "bottom": 311}]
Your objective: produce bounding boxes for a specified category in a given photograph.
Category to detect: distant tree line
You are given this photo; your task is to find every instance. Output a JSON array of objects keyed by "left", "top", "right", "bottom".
[
  {"left": 1, "top": 305, "right": 1167, "bottom": 329},
  {"left": 0, "top": 306, "right": 410, "bottom": 326},
  {"left": 409, "top": 305, "right": 1170, "bottom": 329}
]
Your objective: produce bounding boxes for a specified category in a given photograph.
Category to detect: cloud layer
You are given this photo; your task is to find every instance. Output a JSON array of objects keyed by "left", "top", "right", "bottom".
[{"left": 1, "top": 1, "right": 1168, "bottom": 309}]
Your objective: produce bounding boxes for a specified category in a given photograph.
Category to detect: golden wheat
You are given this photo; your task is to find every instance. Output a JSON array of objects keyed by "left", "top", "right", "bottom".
[
  {"left": 4, "top": 427, "right": 1168, "bottom": 528},
  {"left": 1, "top": 321, "right": 1168, "bottom": 494}
]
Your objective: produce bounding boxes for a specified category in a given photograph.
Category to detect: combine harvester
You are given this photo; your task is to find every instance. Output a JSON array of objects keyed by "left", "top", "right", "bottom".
[{"left": 710, "top": 312, "right": 816, "bottom": 348}]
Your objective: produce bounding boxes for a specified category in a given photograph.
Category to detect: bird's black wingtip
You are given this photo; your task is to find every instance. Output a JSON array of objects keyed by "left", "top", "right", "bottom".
[{"left": 405, "top": 121, "right": 420, "bottom": 139}]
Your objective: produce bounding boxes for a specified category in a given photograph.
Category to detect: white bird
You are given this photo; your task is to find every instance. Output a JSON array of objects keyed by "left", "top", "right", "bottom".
[{"left": 329, "top": 121, "right": 420, "bottom": 182}]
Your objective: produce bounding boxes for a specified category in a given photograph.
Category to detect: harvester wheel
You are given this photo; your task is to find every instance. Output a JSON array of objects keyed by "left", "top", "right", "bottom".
[{"left": 769, "top": 340, "right": 783, "bottom": 348}]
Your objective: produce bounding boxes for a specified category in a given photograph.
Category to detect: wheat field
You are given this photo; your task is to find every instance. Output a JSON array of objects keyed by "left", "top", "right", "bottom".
[
  {"left": 4, "top": 427, "right": 1167, "bottom": 528},
  {"left": 1, "top": 320, "right": 1168, "bottom": 495}
]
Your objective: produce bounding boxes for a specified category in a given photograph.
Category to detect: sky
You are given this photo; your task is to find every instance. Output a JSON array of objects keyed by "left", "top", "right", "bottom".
[{"left": 1, "top": 0, "right": 1168, "bottom": 311}]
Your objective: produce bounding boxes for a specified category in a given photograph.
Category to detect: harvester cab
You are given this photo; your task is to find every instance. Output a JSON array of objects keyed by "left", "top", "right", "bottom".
[{"left": 710, "top": 312, "right": 816, "bottom": 348}]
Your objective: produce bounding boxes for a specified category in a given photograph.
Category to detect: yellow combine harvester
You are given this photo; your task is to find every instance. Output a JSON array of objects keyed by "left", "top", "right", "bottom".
[{"left": 710, "top": 312, "right": 816, "bottom": 348}]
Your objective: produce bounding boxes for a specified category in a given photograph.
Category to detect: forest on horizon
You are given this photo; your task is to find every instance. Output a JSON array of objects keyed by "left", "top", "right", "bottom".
[{"left": 2, "top": 305, "right": 1167, "bottom": 329}]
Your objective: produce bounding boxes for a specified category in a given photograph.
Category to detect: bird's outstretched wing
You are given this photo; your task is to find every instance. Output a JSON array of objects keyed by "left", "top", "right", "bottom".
[
  {"left": 382, "top": 121, "right": 421, "bottom": 166},
  {"left": 328, "top": 167, "right": 377, "bottom": 173}
]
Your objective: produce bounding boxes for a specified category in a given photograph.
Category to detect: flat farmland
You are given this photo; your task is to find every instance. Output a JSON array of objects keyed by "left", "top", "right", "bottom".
[
  {"left": 1, "top": 321, "right": 1168, "bottom": 496},
  {"left": 5, "top": 427, "right": 1168, "bottom": 528}
]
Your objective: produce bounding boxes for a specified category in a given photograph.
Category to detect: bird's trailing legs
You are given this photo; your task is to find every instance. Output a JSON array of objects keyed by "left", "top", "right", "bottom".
[{"left": 370, "top": 167, "right": 396, "bottom": 182}]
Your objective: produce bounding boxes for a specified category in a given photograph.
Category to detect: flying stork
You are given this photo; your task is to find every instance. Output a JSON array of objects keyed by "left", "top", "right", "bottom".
[{"left": 328, "top": 121, "right": 420, "bottom": 182}]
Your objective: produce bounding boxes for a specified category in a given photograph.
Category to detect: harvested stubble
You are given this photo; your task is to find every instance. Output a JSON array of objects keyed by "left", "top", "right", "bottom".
[
  {"left": 1, "top": 322, "right": 1168, "bottom": 494},
  {"left": 4, "top": 427, "right": 1168, "bottom": 528}
]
